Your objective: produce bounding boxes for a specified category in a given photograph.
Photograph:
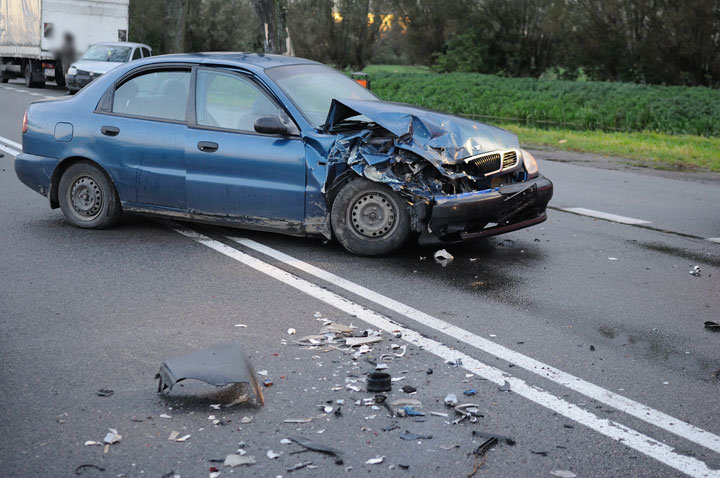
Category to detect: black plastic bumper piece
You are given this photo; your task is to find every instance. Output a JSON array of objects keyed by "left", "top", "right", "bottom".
[{"left": 420, "top": 175, "right": 553, "bottom": 244}]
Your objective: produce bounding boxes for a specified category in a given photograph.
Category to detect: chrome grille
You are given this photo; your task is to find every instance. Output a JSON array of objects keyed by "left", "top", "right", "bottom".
[
  {"left": 502, "top": 150, "right": 517, "bottom": 168},
  {"left": 469, "top": 153, "right": 501, "bottom": 175}
]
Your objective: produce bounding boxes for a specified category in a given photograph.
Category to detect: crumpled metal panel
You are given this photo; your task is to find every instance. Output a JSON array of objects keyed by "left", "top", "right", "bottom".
[
  {"left": 0, "top": 0, "right": 41, "bottom": 48},
  {"left": 156, "top": 341, "right": 264, "bottom": 405}
]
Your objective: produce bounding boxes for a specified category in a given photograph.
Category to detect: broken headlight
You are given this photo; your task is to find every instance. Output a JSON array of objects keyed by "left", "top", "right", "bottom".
[{"left": 521, "top": 149, "right": 539, "bottom": 178}]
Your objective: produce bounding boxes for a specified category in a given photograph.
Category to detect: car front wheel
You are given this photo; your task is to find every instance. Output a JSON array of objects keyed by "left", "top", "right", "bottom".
[
  {"left": 331, "top": 178, "right": 410, "bottom": 256},
  {"left": 58, "top": 161, "right": 121, "bottom": 229}
]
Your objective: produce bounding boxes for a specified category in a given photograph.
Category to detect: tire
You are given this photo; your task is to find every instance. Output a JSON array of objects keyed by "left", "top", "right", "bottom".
[
  {"left": 55, "top": 64, "right": 65, "bottom": 87},
  {"left": 24, "top": 62, "right": 33, "bottom": 88},
  {"left": 330, "top": 178, "right": 410, "bottom": 256},
  {"left": 58, "top": 161, "right": 122, "bottom": 229}
]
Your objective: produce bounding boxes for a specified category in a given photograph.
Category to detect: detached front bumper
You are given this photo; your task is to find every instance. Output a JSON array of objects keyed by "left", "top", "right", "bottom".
[{"left": 419, "top": 175, "right": 553, "bottom": 244}]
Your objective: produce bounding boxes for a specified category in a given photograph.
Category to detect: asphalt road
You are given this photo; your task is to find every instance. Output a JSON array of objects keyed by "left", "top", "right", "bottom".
[{"left": 1, "top": 79, "right": 719, "bottom": 478}]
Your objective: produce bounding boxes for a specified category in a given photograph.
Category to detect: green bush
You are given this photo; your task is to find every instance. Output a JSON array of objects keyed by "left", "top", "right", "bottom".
[{"left": 370, "top": 71, "right": 720, "bottom": 137}]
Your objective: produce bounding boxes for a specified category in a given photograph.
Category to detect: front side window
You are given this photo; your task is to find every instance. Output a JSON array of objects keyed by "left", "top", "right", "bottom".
[
  {"left": 81, "top": 44, "right": 132, "bottom": 62},
  {"left": 195, "top": 69, "right": 280, "bottom": 132},
  {"left": 112, "top": 69, "right": 190, "bottom": 121}
]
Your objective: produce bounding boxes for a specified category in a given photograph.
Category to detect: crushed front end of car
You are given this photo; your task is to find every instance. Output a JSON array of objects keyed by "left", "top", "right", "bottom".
[{"left": 323, "top": 99, "right": 553, "bottom": 244}]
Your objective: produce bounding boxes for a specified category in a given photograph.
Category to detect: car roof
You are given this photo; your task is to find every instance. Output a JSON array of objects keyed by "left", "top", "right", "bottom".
[
  {"left": 144, "top": 52, "right": 320, "bottom": 70},
  {"left": 91, "top": 42, "right": 151, "bottom": 49}
]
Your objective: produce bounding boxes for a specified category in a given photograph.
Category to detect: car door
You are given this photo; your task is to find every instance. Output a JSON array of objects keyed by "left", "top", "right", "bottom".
[
  {"left": 185, "top": 67, "right": 306, "bottom": 223},
  {"left": 96, "top": 66, "right": 191, "bottom": 209}
]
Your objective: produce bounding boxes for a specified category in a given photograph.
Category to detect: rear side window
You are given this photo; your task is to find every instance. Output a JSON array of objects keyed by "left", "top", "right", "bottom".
[
  {"left": 195, "top": 69, "right": 280, "bottom": 131},
  {"left": 131, "top": 48, "right": 141, "bottom": 61},
  {"left": 141, "top": 47, "right": 151, "bottom": 58},
  {"left": 112, "top": 70, "right": 190, "bottom": 121}
]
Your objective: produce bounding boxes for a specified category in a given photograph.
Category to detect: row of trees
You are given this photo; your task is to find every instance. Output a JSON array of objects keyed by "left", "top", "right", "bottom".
[{"left": 130, "top": 0, "right": 720, "bottom": 88}]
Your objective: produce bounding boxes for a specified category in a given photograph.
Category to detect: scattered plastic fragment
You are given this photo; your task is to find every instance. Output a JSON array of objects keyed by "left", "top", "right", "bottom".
[
  {"left": 382, "top": 422, "right": 400, "bottom": 432},
  {"left": 367, "top": 372, "right": 392, "bottom": 392},
  {"left": 394, "top": 345, "right": 407, "bottom": 357},
  {"left": 287, "top": 461, "right": 313, "bottom": 472},
  {"left": 346, "top": 384, "right": 360, "bottom": 392},
  {"left": 434, "top": 249, "right": 454, "bottom": 267},
  {"left": 224, "top": 454, "right": 256, "bottom": 467},
  {"left": 287, "top": 328, "right": 297, "bottom": 335},
  {"left": 399, "top": 431, "right": 432, "bottom": 440},
  {"left": 689, "top": 265, "right": 701, "bottom": 276},
  {"left": 96, "top": 389, "right": 113, "bottom": 397},
  {"left": 168, "top": 431, "right": 179, "bottom": 441},
  {"left": 263, "top": 378, "right": 273, "bottom": 387},
  {"left": 155, "top": 341, "right": 264, "bottom": 406},
  {"left": 400, "top": 406, "right": 424, "bottom": 416},
  {"left": 608, "top": 257, "right": 618, "bottom": 261},
  {"left": 75, "top": 464, "right": 106, "bottom": 475},
  {"left": 210, "top": 404, "right": 221, "bottom": 410},
  {"left": 257, "top": 370, "right": 268, "bottom": 376},
  {"left": 550, "top": 471, "right": 576, "bottom": 478},
  {"left": 530, "top": 450, "right": 548, "bottom": 456},
  {"left": 234, "top": 324, "right": 247, "bottom": 328},
  {"left": 159, "top": 414, "right": 172, "bottom": 419},
  {"left": 267, "top": 450, "right": 281, "bottom": 459},
  {"left": 390, "top": 398, "right": 421, "bottom": 407},
  {"left": 704, "top": 321, "right": 720, "bottom": 332},
  {"left": 84, "top": 441, "right": 100, "bottom": 446},
  {"left": 430, "top": 411, "right": 449, "bottom": 418},
  {"left": 498, "top": 381, "right": 512, "bottom": 392},
  {"left": 464, "top": 389, "right": 477, "bottom": 396},
  {"left": 176, "top": 434, "right": 191, "bottom": 442},
  {"left": 471, "top": 430, "right": 516, "bottom": 445},
  {"left": 321, "top": 322, "right": 353, "bottom": 335},
  {"left": 345, "top": 336, "right": 383, "bottom": 347},
  {"left": 288, "top": 436, "right": 344, "bottom": 465},
  {"left": 402, "top": 385, "right": 416, "bottom": 394},
  {"left": 241, "top": 416, "right": 253, "bottom": 424},
  {"left": 444, "top": 393, "right": 458, "bottom": 406},
  {"left": 365, "top": 456, "right": 385, "bottom": 465},
  {"left": 103, "top": 429, "right": 121, "bottom": 444}
]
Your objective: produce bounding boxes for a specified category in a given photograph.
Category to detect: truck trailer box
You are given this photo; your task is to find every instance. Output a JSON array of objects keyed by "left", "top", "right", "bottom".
[{"left": 0, "top": 0, "right": 129, "bottom": 88}]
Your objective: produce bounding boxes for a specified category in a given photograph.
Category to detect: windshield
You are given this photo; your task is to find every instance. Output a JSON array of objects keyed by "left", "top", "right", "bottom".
[
  {"left": 266, "top": 64, "right": 378, "bottom": 128},
  {"left": 81, "top": 45, "right": 132, "bottom": 62}
]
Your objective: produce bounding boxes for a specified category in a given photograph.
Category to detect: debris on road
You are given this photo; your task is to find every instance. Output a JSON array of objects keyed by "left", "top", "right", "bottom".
[
  {"left": 464, "top": 389, "right": 477, "bottom": 396},
  {"left": 550, "top": 470, "right": 577, "bottom": 478},
  {"left": 288, "top": 436, "right": 344, "bottom": 465},
  {"left": 402, "top": 385, "right": 417, "bottom": 393},
  {"left": 266, "top": 450, "right": 281, "bottom": 459},
  {"left": 159, "top": 413, "right": 172, "bottom": 419},
  {"left": 84, "top": 441, "right": 100, "bottom": 446},
  {"left": 287, "top": 328, "right": 297, "bottom": 335},
  {"left": 471, "top": 430, "right": 516, "bottom": 445},
  {"left": 287, "top": 461, "right": 313, "bottom": 472},
  {"left": 498, "top": 381, "right": 512, "bottom": 392},
  {"left": 398, "top": 406, "right": 424, "bottom": 417},
  {"left": 155, "top": 341, "right": 264, "bottom": 405},
  {"left": 444, "top": 393, "right": 458, "bottom": 406},
  {"left": 103, "top": 429, "right": 121, "bottom": 445},
  {"left": 224, "top": 454, "right": 256, "bottom": 467},
  {"left": 365, "top": 456, "right": 385, "bottom": 465},
  {"left": 75, "top": 464, "right": 105, "bottom": 475},
  {"left": 689, "top": 265, "right": 701, "bottom": 276},
  {"left": 399, "top": 431, "right": 432, "bottom": 440},
  {"left": 704, "top": 321, "right": 720, "bottom": 332},
  {"left": 367, "top": 372, "right": 392, "bottom": 392},
  {"left": 96, "top": 389, "right": 113, "bottom": 397},
  {"left": 345, "top": 336, "right": 383, "bottom": 347},
  {"left": 434, "top": 249, "right": 454, "bottom": 267}
]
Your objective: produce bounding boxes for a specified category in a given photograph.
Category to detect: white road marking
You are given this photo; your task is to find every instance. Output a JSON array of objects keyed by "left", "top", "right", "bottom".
[
  {"left": 0, "top": 136, "right": 23, "bottom": 151},
  {"left": 560, "top": 207, "right": 652, "bottom": 225},
  {"left": 173, "top": 227, "right": 719, "bottom": 477},
  {"left": 231, "top": 236, "right": 720, "bottom": 458},
  {"left": 707, "top": 238, "right": 720, "bottom": 244},
  {"left": 27, "top": 92, "right": 42, "bottom": 96},
  {"left": 0, "top": 144, "right": 21, "bottom": 157}
]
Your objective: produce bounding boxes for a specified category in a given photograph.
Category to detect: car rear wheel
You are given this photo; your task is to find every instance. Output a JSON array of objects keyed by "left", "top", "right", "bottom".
[
  {"left": 58, "top": 161, "right": 121, "bottom": 229},
  {"left": 331, "top": 178, "right": 410, "bottom": 256}
]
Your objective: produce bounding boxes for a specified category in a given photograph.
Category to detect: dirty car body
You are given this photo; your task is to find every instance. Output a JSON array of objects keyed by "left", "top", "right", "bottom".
[{"left": 15, "top": 53, "right": 553, "bottom": 254}]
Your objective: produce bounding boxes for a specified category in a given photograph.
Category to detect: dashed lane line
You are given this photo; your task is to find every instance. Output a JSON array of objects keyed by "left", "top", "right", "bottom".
[
  {"left": 173, "top": 226, "right": 718, "bottom": 477},
  {"left": 558, "top": 207, "right": 651, "bottom": 225}
]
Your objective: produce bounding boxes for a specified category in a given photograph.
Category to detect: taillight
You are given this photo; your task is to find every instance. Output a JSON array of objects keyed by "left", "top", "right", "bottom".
[{"left": 22, "top": 110, "right": 28, "bottom": 134}]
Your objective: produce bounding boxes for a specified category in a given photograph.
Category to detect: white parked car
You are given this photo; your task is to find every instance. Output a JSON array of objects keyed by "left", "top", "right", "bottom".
[{"left": 66, "top": 42, "right": 151, "bottom": 92}]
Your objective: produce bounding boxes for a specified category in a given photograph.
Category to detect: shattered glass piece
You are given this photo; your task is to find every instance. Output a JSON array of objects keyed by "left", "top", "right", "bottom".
[
  {"left": 266, "top": 450, "right": 281, "bottom": 459},
  {"left": 444, "top": 393, "right": 458, "bottom": 406},
  {"left": 155, "top": 341, "right": 264, "bottom": 406},
  {"left": 224, "top": 454, "right": 256, "bottom": 467}
]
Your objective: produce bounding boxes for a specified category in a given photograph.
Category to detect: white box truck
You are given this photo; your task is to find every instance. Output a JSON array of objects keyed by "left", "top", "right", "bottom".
[{"left": 0, "top": 0, "right": 129, "bottom": 88}]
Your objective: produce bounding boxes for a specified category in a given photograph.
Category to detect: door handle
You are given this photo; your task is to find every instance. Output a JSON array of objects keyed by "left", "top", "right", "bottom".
[
  {"left": 101, "top": 125, "right": 119, "bottom": 136},
  {"left": 197, "top": 141, "right": 218, "bottom": 153}
]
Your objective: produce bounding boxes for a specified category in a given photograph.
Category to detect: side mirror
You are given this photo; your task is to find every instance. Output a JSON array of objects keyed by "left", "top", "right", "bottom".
[{"left": 254, "top": 115, "right": 288, "bottom": 135}]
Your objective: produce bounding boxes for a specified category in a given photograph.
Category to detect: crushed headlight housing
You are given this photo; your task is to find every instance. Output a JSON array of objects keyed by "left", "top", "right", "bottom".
[
  {"left": 521, "top": 149, "right": 539, "bottom": 178},
  {"left": 67, "top": 66, "right": 77, "bottom": 76}
]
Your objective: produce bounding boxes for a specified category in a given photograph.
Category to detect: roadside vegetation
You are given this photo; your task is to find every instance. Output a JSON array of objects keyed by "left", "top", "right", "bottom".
[{"left": 365, "top": 68, "right": 720, "bottom": 172}]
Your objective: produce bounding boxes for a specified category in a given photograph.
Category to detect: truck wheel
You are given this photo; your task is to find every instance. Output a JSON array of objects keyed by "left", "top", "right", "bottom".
[
  {"left": 331, "top": 178, "right": 410, "bottom": 256},
  {"left": 58, "top": 161, "right": 122, "bottom": 229},
  {"left": 24, "top": 62, "right": 33, "bottom": 88}
]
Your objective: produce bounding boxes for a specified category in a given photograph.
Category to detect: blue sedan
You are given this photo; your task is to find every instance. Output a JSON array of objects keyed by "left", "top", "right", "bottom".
[{"left": 15, "top": 53, "right": 553, "bottom": 255}]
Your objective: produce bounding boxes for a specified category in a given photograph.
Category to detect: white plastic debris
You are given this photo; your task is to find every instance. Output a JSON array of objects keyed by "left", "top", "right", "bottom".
[
  {"left": 224, "top": 454, "right": 256, "bottom": 467},
  {"left": 690, "top": 265, "right": 701, "bottom": 276},
  {"left": 287, "top": 328, "right": 297, "bottom": 335},
  {"left": 103, "top": 429, "right": 121, "bottom": 444},
  {"left": 608, "top": 257, "right": 618, "bottom": 261},
  {"left": 430, "top": 411, "right": 449, "bottom": 418},
  {"left": 210, "top": 404, "right": 221, "bottom": 410},
  {"left": 280, "top": 438, "right": 292, "bottom": 445},
  {"left": 168, "top": 431, "right": 179, "bottom": 441},
  {"left": 365, "top": 456, "right": 385, "bottom": 465},
  {"left": 550, "top": 471, "right": 576, "bottom": 478},
  {"left": 434, "top": 249, "right": 454, "bottom": 267},
  {"left": 346, "top": 384, "right": 360, "bottom": 392},
  {"left": 176, "top": 434, "right": 191, "bottom": 442},
  {"left": 345, "top": 336, "right": 383, "bottom": 347},
  {"left": 84, "top": 440, "right": 100, "bottom": 446},
  {"left": 234, "top": 324, "right": 247, "bottom": 328},
  {"left": 444, "top": 393, "right": 458, "bottom": 406},
  {"left": 258, "top": 370, "right": 268, "bottom": 376},
  {"left": 267, "top": 450, "right": 281, "bottom": 459},
  {"left": 323, "top": 405, "right": 333, "bottom": 413},
  {"left": 208, "top": 415, "right": 216, "bottom": 420},
  {"left": 241, "top": 416, "right": 253, "bottom": 424},
  {"left": 159, "top": 413, "right": 172, "bottom": 419}
]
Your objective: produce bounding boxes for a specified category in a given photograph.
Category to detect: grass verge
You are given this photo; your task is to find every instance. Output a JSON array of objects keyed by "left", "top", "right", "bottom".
[{"left": 501, "top": 124, "right": 720, "bottom": 173}]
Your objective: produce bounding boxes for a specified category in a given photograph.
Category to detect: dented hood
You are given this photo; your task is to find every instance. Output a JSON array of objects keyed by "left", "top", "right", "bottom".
[{"left": 324, "top": 99, "right": 520, "bottom": 164}]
